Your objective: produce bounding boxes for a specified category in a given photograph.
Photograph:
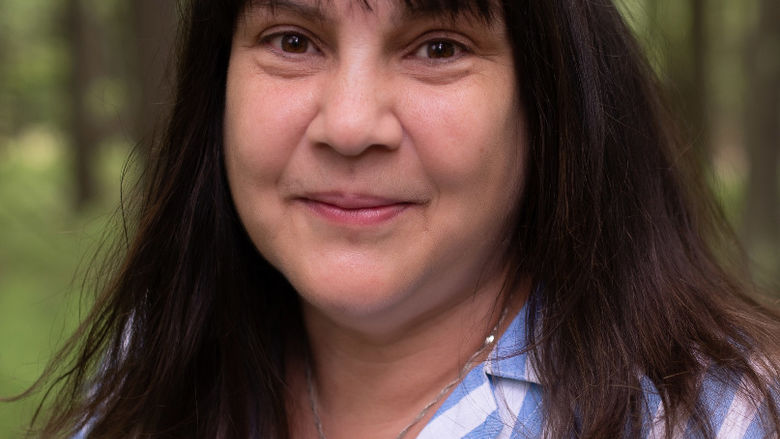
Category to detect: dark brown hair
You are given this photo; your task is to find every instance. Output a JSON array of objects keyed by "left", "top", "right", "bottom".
[{"left": 15, "top": 0, "right": 780, "bottom": 437}]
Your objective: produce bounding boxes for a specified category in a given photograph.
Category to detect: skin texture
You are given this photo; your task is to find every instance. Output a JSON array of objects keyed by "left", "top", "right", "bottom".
[
  {"left": 225, "top": 0, "right": 524, "bottom": 335},
  {"left": 225, "top": 1, "right": 527, "bottom": 436}
]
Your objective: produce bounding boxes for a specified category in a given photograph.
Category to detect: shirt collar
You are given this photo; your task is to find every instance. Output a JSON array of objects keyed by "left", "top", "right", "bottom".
[{"left": 482, "top": 302, "right": 541, "bottom": 385}]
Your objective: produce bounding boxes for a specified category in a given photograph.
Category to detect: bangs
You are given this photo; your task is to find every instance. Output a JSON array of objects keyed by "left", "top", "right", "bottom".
[
  {"left": 242, "top": 0, "right": 499, "bottom": 22},
  {"left": 400, "top": 0, "right": 498, "bottom": 21}
]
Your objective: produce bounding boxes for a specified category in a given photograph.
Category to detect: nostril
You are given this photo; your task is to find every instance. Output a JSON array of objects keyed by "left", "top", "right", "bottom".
[{"left": 305, "top": 101, "right": 402, "bottom": 156}]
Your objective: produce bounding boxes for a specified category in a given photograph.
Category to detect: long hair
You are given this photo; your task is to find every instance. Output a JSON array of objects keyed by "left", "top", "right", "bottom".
[{"left": 21, "top": 0, "right": 780, "bottom": 437}]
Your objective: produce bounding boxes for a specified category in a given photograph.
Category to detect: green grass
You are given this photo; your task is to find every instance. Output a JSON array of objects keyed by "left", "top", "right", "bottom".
[{"left": 0, "top": 125, "right": 127, "bottom": 437}]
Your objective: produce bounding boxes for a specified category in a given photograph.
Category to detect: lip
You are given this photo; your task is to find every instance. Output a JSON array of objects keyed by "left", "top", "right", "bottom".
[{"left": 297, "top": 193, "right": 414, "bottom": 226}]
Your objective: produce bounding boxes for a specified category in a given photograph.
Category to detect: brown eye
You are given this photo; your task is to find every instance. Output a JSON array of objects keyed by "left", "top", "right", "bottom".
[
  {"left": 413, "top": 39, "right": 464, "bottom": 61},
  {"left": 426, "top": 41, "right": 457, "bottom": 59},
  {"left": 280, "top": 33, "right": 309, "bottom": 53}
]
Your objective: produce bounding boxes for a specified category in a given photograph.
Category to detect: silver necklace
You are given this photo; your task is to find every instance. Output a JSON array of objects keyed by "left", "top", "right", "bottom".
[{"left": 305, "top": 307, "right": 509, "bottom": 439}]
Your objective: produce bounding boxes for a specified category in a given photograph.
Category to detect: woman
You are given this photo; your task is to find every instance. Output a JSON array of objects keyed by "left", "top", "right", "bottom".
[{"left": 23, "top": 0, "right": 780, "bottom": 437}]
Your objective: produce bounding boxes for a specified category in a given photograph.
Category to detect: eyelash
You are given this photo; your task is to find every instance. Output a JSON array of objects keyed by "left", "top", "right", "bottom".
[
  {"left": 411, "top": 39, "right": 467, "bottom": 62},
  {"left": 261, "top": 31, "right": 321, "bottom": 57},
  {"left": 260, "top": 29, "right": 469, "bottom": 62}
]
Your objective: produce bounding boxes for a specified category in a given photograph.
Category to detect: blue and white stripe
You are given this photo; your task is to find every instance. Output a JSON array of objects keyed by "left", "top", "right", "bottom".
[{"left": 417, "top": 306, "right": 778, "bottom": 439}]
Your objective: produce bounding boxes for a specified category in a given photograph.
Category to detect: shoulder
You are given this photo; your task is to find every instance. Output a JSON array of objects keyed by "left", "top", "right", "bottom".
[{"left": 643, "top": 362, "right": 779, "bottom": 439}]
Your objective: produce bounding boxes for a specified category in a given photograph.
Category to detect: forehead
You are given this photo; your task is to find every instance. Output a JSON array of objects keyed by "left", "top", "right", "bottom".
[{"left": 242, "top": 0, "right": 498, "bottom": 23}]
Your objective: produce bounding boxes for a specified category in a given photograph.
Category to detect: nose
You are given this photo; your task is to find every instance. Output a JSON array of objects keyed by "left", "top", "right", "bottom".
[{"left": 305, "top": 62, "right": 403, "bottom": 156}]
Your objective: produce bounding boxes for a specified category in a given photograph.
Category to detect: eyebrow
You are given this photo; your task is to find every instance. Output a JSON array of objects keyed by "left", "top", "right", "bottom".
[
  {"left": 243, "top": 0, "right": 494, "bottom": 27},
  {"left": 245, "top": 0, "right": 330, "bottom": 23}
]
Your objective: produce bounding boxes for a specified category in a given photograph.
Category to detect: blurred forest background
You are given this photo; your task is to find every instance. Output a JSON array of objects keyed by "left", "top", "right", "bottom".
[{"left": 0, "top": 0, "right": 778, "bottom": 436}]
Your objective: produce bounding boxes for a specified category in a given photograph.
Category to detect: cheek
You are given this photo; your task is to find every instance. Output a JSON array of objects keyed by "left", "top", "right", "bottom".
[
  {"left": 224, "top": 65, "right": 318, "bottom": 186},
  {"left": 401, "top": 77, "right": 523, "bottom": 195},
  {"left": 223, "top": 62, "right": 323, "bottom": 263}
]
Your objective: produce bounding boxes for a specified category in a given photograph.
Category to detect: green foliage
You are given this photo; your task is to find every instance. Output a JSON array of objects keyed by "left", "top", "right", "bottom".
[
  {"left": 0, "top": 127, "right": 127, "bottom": 437},
  {"left": 0, "top": 0, "right": 69, "bottom": 135}
]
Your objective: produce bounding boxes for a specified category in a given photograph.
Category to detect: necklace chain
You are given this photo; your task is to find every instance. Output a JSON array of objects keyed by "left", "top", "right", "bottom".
[{"left": 305, "top": 307, "right": 509, "bottom": 439}]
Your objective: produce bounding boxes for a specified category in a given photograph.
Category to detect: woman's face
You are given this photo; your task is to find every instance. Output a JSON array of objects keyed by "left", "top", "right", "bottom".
[{"left": 225, "top": 0, "right": 525, "bottom": 330}]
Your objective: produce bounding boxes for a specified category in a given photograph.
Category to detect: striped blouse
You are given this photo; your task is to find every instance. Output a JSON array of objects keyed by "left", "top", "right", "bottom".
[
  {"left": 416, "top": 305, "right": 777, "bottom": 439},
  {"left": 72, "top": 306, "right": 777, "bottom": 438}
]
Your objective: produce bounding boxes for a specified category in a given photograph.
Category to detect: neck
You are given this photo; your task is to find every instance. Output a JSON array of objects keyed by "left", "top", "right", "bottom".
[{"left": 290, "top": 276, "right": 530, "bottom": 439}]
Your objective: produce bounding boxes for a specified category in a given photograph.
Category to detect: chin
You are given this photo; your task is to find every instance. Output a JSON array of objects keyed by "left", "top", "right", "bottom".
[
  {"left": 293, "top": 272, "right": 418, "bottom": 329},
  {"left": 302, "top": 280, "right": 402, "bottom": 313}
]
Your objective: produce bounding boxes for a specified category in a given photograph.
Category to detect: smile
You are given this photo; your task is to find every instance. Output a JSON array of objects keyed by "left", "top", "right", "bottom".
[{"left": 298, "top": 193, "right": 414, "bottom": 226}]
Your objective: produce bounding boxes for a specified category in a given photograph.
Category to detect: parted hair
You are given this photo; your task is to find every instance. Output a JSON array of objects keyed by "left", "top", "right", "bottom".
[{"left": 17, "top": 0, "right": 780, "bottom": 437}]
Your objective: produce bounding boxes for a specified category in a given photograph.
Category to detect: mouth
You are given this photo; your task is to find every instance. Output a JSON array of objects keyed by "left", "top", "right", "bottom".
[{"left": 297, "top": 193, "right": 416, "bottom": 226}]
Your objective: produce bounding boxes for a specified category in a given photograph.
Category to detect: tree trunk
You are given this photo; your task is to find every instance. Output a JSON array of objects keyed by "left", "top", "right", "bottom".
[
  {"left": 66, "top": 0, "right": 98, "bottom": 210},
  {"left": 690, "top": 0, "right": 709, "bottom": 165},
  {"left": 743, "top": 0, "right": 780, "bottom": 280},
  {"left": 661, "top": 0, "right": 710, "bottom": 169},
  {"left": 130, "top": 0, "right": 177, "bottom": 156}
]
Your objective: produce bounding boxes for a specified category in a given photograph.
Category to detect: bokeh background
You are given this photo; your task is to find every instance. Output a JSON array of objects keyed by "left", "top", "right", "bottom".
[{"left": 0, "top": 0, "right": 778, "bottom": 436}]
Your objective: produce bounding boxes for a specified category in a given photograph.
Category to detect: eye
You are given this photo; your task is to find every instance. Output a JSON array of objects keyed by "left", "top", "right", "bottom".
[
  {"left": 280, "top": 33, "right": 309, "bottom": 53},
  {"left": 413, "top": 39, "right": 464, "bottom": 60},
  {"left": 264, "top": 32, "right": 318, "bottom": 55}
]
